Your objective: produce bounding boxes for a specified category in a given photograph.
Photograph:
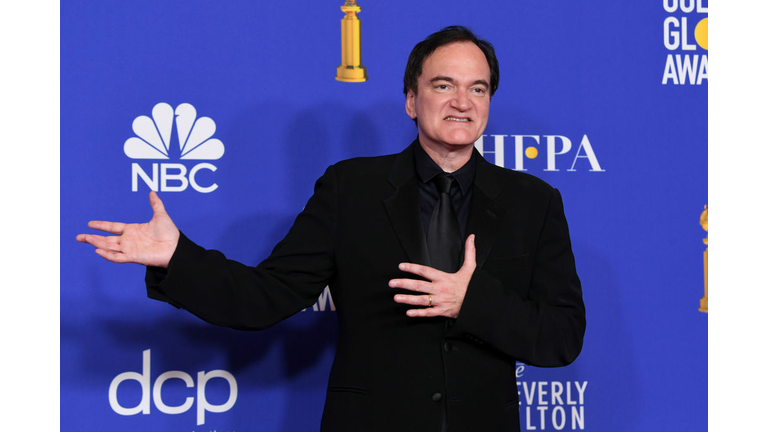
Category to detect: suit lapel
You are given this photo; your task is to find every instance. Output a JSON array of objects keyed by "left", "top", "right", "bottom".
[
  {"left": 383, "top": 142, "right": 431, "bottom": 266},
  {"left": 467, "top": 150, "right": 505, "bottom": 269},
  {"left": 383, "top": 144, "right": 505, "bottom": 269}
]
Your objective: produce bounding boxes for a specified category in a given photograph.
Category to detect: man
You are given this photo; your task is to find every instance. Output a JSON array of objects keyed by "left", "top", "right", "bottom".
[{"left": 78, "top": 26, "right": 585, "bottom": 432}]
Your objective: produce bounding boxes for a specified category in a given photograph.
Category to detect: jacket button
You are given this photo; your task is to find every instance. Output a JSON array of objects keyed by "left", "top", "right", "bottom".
[
  {"left": 443, "top": 342, "right": 452, "bottom": 352},
  {"left": 432, "top": 392, "right": 443, "bottom": 402}
]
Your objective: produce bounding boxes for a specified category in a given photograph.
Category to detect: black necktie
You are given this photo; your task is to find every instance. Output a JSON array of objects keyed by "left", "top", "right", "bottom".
[{"left": 427, "top": 175, "right": 463, "bottom": 273}]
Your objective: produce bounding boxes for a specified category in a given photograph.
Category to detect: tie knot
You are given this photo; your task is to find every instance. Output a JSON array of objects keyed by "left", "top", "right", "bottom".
[{"left": 434, "top": 175, "right": 454, "bottom": 194}]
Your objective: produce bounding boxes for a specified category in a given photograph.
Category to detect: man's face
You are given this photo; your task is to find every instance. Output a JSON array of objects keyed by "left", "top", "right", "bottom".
[{"left": 406, "top": 41, "right": 491, "bottom": 152}]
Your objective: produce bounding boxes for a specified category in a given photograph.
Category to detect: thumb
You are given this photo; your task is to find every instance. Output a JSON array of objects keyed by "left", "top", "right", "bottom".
[
  {"left": 459, "top": 234, "right": 477, "bottom": 273},
  {"left": 148, "top": 190, "right": 168, "bottom": 216}
]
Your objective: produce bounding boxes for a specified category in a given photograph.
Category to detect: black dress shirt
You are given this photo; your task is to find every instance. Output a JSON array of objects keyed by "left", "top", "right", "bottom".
[{"left": 414, "top": 141, "right": 476, "bottom": 242}]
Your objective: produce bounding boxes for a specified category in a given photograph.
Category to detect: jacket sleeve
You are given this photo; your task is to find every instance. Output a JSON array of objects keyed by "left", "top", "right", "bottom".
[
  {"left": 448, "top": 188, "right": 586, "bottom": 367},
  {"left": 145, "top": 165, "right": 339, "bottom": 331}
]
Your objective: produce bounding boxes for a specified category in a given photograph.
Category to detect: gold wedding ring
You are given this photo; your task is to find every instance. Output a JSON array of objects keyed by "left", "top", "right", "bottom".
[{"left": 428, "top": 295, "right": 433, "bottom": 307}]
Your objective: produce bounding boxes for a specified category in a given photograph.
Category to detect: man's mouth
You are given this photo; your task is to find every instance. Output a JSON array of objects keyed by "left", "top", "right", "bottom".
[{"left": 444, "top": 117, "right": 470, "bottom": 122}]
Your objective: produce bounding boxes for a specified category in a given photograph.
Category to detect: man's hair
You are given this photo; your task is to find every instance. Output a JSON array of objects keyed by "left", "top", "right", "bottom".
[{"left": 403, "top": 25, "right": 499, "bottom": 97}]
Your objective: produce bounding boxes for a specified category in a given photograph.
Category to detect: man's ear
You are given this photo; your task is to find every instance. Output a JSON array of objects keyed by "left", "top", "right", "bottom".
[{"left": 405, "top": 90, "right": 417, "bottom": 120}]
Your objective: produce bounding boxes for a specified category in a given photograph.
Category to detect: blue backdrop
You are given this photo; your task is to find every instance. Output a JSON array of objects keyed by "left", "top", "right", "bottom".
[{"left": 61, "top": 1, "right": 708, "bottom": 430}]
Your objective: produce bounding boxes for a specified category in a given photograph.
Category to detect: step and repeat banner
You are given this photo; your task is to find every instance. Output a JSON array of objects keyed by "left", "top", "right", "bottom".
[{"left": 61, "top": 1, "right": 708, "bottom": 430}]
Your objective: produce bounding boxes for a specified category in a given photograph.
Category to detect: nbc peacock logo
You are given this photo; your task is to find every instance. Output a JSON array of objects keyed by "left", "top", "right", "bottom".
[{"left": 124, "top": 102, "right": 225, "bottom": 193}]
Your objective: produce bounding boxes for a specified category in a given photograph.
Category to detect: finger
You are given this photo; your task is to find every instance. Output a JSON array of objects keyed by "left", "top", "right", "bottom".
[
  {"left": 149, "top": 191, "right": 167, "bottom": 215},
  {"left": 393, "top": 294, "right": 433, "bottom": 306},
  {"left": 406, "top": 307, "right": 442, "bottom": 318},
  {"left": 397, "top": 262, "right": 443, "bottom": 281},
  {"left": 459, "top": 234, "right": 477, "bottom": 273},
  {"left": 103, "top": 236, "right": 123, "bottom": 252},
  {"left": 77, "top": 233, "right": 120, "bottom": 250},
  {"left": 389, "top": 278, "right": 432, "bottom": 293},
  {"left": 87, "top": 220, "right": 127, "bottom": 235},
  {"left": 92, "top": 236, "right": 123, "bottom": 253},
  {"left": 94, "top": 248, "right": 131, "bottom": 264}
]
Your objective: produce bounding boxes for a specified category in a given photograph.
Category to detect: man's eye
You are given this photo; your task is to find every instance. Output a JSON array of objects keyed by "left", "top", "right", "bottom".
[{"left": 472, "top": 87, "right": 487, "bottom": 94}]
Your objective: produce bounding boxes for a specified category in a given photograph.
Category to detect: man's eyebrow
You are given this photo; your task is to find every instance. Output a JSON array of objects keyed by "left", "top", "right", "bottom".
[
  {"left": 429, "top": 76, "right": 455, "bottom": 84},
  {"left": 428, "top": 76, "right": 489, "bottom": 88}
]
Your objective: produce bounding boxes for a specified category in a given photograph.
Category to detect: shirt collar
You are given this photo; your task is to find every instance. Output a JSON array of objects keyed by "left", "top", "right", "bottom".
[{"left": 414, "top": 138, "right": 476, "bottom": 195}]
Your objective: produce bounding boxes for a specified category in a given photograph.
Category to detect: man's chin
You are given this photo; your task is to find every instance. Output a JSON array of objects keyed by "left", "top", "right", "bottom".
[
  {"left": 419, "top": 130, "right": 484, "bottom": 151},
  {"left": 443, "top": 132, "right": 483, "bottom": 148}
]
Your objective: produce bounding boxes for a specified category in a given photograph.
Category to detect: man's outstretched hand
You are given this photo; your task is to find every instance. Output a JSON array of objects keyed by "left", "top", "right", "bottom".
[{"left": 76, "top": 191, "right": 180, "bottom": 268}]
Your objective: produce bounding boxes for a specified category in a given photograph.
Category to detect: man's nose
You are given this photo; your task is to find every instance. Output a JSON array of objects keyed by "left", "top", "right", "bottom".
[{"left": 450, "top": 90, "right": 471, "bottom": 111}]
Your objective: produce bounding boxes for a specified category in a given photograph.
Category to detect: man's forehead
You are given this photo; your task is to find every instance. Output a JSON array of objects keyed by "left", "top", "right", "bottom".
[{"left": 419, "top": 42, "right": 491, "bottom": 80}]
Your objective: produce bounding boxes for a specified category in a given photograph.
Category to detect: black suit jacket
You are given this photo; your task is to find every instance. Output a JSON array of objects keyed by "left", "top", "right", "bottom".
[{"left": 147, "top": 140, "right": 586, "bottom": 432}]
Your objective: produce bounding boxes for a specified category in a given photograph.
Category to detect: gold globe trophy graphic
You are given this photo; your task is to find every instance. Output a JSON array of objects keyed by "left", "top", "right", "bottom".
[
  {"left": 699, "top": 205, "right": 708, "bottom": 313},
  {"left": 336, "top": 0, "right": 368, "bottom": 82}
]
